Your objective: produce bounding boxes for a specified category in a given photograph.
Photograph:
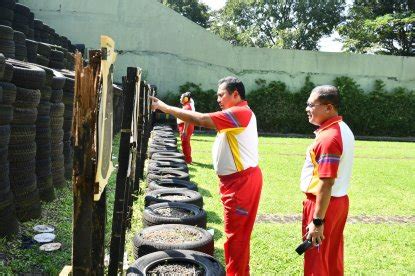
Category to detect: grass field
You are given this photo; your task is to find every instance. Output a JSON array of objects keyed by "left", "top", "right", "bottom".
[
  {"left": 0, "top": 133, "right": 414, "bottom": 274},
  {"left": 168, "top": 134, "right": 415, "bottom": 274}
]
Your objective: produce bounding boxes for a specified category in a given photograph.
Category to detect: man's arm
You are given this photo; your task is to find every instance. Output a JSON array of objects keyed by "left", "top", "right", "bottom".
[
  {"left": 150, "top": 96, "right": 216, "bottom": 129},
  {"left": 307, "top": 178, "right": 335, "bottom": 246}
]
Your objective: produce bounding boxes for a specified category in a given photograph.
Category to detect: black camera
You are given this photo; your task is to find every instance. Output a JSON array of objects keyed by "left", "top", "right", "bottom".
[{"left": 295, "top": 239, "right": 313, "bottom": 255}]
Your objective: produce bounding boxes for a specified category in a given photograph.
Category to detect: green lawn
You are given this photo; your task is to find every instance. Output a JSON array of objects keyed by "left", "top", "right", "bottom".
[
  {"left": 1, "top": 133, "right": 414, "bottom": 274},
  {"left": 165, "top": 133, "right": 415, "bottom": 274}
]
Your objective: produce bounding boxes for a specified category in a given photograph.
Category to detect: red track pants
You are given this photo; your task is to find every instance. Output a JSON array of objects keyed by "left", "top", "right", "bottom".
[
  {"left": 302, "top": 194, "right": 349, "bottom": 276},
  {"left": 178, "top": 123, "right": 194, "bottom": 164},
  {"left": 219, "top": 166, "right": 263, "bottom": 276}
]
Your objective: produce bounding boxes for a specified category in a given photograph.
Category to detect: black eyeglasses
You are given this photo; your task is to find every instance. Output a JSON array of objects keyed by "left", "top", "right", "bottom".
[{"left": 306, "top": 102, "right": 327, "bottom": 108}]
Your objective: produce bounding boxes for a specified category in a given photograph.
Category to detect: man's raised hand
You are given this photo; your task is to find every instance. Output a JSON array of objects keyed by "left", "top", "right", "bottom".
[{"left": 149, "top": 96, "right": 166, "bottom": 112}]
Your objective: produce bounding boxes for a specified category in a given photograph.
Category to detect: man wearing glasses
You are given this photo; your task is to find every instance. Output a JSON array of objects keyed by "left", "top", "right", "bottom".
[
  {"left": 300, "top": 85, "right": 354, "bottom": 275},
  {"left": 150, "top": 76, "right": 262, "bottom": 276}
]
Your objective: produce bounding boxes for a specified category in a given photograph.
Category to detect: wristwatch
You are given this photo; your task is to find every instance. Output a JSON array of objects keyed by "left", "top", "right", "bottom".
[{"left": 312, "top": 217, "right": 325, "bottom": 226}]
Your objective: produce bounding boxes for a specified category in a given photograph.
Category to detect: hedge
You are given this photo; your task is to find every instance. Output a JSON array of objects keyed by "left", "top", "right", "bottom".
[{"left": 162, "top": 77, "right": 415, "bottom": 137}]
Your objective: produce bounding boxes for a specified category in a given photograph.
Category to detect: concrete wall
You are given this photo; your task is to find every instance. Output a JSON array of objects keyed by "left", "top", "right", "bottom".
[{"left": 21, "top": 0, "right": 415, "bottom": 95}]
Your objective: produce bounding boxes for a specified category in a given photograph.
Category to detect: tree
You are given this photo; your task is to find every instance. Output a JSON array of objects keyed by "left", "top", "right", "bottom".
[
  {"left": 209, "top": 0, "right": 346, "bottom": 49},
  {"left": 338, "top": 0, "right": 415, "bottom": 56},
  {"left": 159, "top": 0, "right": 210, "bottom": 28}
]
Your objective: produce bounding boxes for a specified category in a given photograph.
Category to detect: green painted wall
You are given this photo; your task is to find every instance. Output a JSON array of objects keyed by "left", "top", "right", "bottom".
[{"left": 21, "top": 0, "right": 415, "bottom": 96}]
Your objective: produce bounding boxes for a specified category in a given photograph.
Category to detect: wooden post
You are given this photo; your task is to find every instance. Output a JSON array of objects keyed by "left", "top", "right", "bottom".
[
  {"left": 136, "top": 83, "right": 148, "bottom": 182},
  {"left": 108, "top": 67, "right": 138, "bottom": 276},
  {"left": 72, "top": 51, "right": 101, "bottom": 275},
  {"left": 133, "top": 81, "right": 145, "bottom": 186},
  {"left": 92, "top": 189, "right": 106, "bottom": 275}
]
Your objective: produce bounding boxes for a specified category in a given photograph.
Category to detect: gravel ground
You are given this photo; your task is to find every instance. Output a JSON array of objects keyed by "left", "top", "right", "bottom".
[
  {"left": 147, "top": 261, "right": 204, "bottom": 275},
  {"left": 143, "top": 227, "right": 203, "bottom": 243},
  {"left": 154, "top": 207, "right": 193, "bottom": 218}
]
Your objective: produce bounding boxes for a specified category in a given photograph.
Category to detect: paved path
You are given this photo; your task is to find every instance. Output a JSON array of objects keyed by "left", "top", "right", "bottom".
[{"left": 256, "top": 214, "right": 415, "bottom": 224}]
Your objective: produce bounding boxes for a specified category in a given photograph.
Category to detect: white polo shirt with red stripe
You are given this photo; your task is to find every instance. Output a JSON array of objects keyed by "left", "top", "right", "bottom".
[
  {"left": 209, "top": 101, "right": 259, "bottom": 176},
  {"left": 300, "top": 116, "right": 355, "bottom": 197}
]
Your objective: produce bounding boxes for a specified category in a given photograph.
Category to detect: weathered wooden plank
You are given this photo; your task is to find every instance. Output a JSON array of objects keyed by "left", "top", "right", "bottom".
[
  {"left": 108, "top": 67, "right": 138, "bottom": 276},
  {"left": 72, "top": 50, "right": 101, "bottom": 275}
]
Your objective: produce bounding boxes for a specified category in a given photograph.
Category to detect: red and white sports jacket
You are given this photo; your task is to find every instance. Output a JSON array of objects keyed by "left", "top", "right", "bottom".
[
  {"left": 300, "top": 116, "right": 355, "bottom": 197},
  {"left": 209, "top": 101, "right": 259, "bottom": 176}
]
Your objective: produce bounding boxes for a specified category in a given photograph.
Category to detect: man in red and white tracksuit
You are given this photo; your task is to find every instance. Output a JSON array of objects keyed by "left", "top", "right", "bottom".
[
  {"left": 177, "top": 91, "right": 195, "bottom": 164},
  {"left": 301, "top": 85, "right": 354, "bottom": 276},
  {"left": 150, "top": 76, "right": 262, "bottom": 276}
]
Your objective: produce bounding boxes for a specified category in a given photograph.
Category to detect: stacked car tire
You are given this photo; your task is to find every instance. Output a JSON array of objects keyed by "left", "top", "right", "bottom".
[
  {"left": 12, "top": 3, "right": 33, "bottom": 40},
  {"left": 25, "top": 38, "right": 37, "bottom": 63},
  {"left": 0, "top": 24, "right": 14, "bottom": 58},
  {"left": 0, "top": 54, "right": 19, "bottom": 236},
  {"left": 0, "top": 2, "right": 85, "bottom": 229},
  {"left": 129, "top": 124, "right": 224, "bottom": 275},
  {"left": 50, "top": 71, "right": 66, "bottom": 188},
  {"left": 60, "top": 70, "right": 74, "bottom": 179},
  {"left": 9, "top": 59, "right": 45, "bottom": 221},
  {"left": 0, "top": 0, "right": 14, "bottom": 27},
  {"left": 35, "top": 65, "right": 55, "bottom": 202},
  {"left": 36, "top": 42, "right": 50, "bottom": 67},
  {"left": 49, "top": 46, "right": 65, "bottom": 70},
  {"left": 33, "top": 19, "right": 44, "bottom": 42},
  {"left": 13, "top": 30, "right": 26, "bottom": 61}
]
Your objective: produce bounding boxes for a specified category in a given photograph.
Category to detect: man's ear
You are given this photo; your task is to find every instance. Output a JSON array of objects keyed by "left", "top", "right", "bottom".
[
  {"left": 326, "top": 103, "right": 335, "bottom": 112},
  {"left": 232, "top": 90, "right": 239, "bottom": 99}
]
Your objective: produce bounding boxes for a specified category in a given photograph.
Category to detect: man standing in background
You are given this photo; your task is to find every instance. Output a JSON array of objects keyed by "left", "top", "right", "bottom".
[
  {"left": 300, "top": 85, "right": 354, "bottom": 276},
  {"left": 177, "top": 91, "right": 195, "bottom": 164}
]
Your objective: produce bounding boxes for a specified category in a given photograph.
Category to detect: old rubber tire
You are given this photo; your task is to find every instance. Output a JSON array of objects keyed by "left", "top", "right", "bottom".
[
  {"left": 147, "top": 162, "right": 188, "bottom": 174},
  {"left": 0, "top": 25, "right": 13, "bottom": 40},
  {"left": 143, "top": 202, "right": 206, "bottom": 229},
  {"left": 0, "top": 81, "right": 15, "bottom": 104},
  {"left": 147, "top": 179, "right": 197, "bottom": 191},
  {"left": 144, "top": 188, "right": 203, "bottom": 208},
  {"left": 37, "top": 101, "right": 51, "bottom": 116},
  {"left": 8, "top": 142, "right": 36, "bottom": 162},
  {"left": 127, "top": 250, "right": 225, "bottom": 276},
  {"left": 147, "top": 169, "right": 190, "bottom": 183},
  {"left": 0, "top": 63, "right": 13, "bottom": 82},
  {"left": 11, "top": 107, "right": 37, "bottom": 125},
  {"left": 50, "top": 102, "right": 64, "bottom": 117},
  {"left": 0, "top": 125, "right": 10, "bottom": 147},
  {"left": 9, "top": 59, "right": 46, "bottom": 89},
  {"left": 0, "top": 104, "right": 13, "bottom": 125},
  {"left": 133, "top": 224, "right": 214, "bottom": 259},
  {"left": 151, "top": 152, "right": 185, "bottom": 160},
  {"left": 148, "top": 157, "right": 186, "bottom": 166},
  {"left": 9, "top": 124, "right": 35, "bottom": 144},
  {"left": 50, "top": 89, "right": 63, "bottom": 103},
  {"left": 14, "top": 87, "right": 41, "bottom": 108}
]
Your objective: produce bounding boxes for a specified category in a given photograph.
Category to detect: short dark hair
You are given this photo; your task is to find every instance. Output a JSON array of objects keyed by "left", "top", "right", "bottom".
[
  {"left": 181, "top": 91, "right": 191, "bottom": 99},
  {"left": 218, "top": 76, "right": 246, "bottom": 100},
  {"left": 312, "top": 85, "right": 340, "bottom": 110}
]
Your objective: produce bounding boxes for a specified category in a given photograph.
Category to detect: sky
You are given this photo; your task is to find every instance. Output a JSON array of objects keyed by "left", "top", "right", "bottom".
[{"left": 199, "top": 0, "right": 343, "bottom": 52}]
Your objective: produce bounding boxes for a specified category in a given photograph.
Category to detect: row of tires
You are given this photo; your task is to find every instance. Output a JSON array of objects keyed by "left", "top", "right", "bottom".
[
  {"left": 0, "top": 55, "right": 75, "bottom": 235},
  {"left": 0, "top": 0, "right": 77, "bottom": 50},
  {"left": 0, "top": 24, "right": 75, "bottom": 70},
  {"left": 127, "top": 124, "right": 224, "bottom": 275}
]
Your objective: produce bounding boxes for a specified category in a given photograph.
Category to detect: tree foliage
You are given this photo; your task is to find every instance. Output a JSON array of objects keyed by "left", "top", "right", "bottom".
[
  {"left": 159, "top": 0, "right": 211, "bottom": 28},
  {"left": 338, "top": 0, "right": 415, "bottom": 55},
  {"left": 164, "top": 77, "right": 415, "bottom": 137},
  {"left": 210, "top": 0, "right": 346, "bottom": 49}
]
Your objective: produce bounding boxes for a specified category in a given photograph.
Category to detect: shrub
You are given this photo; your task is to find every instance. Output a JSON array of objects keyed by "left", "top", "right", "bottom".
[
  {"left": 162, "top": 82, "right": 219, "bottom": 113},
  {"left": 163, "top": 77, "right": 415, "bottom": 137}
]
